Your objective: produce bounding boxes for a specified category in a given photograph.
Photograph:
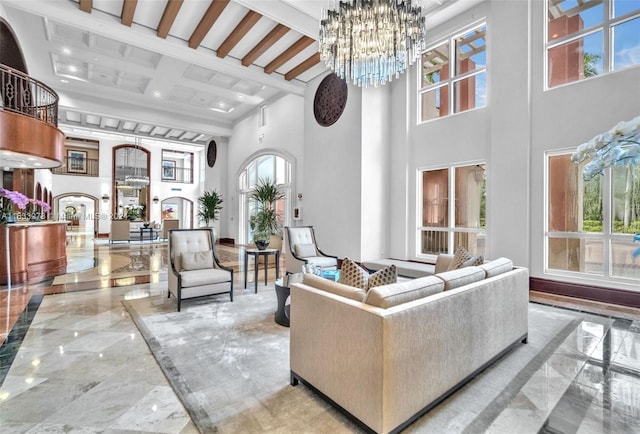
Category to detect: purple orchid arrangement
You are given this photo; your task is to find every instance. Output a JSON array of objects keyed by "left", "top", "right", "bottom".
[
  {"left": 29, "top": 198, "right": 52, "bottom": 212},
  {"left": 0, "top": 188, "right": 51, "bottom": 224},
  {"left": 0, "top": 188, "right": 30, "bottom": 210}
]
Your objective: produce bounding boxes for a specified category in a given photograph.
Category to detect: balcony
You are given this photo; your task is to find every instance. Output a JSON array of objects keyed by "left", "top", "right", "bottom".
[
  {"left": 51, "top": 157, "right": 100, "bottom": 177},
  {"left": 162, "top": 166, "right": 193, "bottom": 184},
  {"left": 0, "top": 64, "right": 64, "bottom": 167}
]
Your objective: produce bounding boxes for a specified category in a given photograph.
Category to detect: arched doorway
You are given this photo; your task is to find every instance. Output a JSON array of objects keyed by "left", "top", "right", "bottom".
[
  {"left": 237, "top": 150, "right": 295, "bottom": 245},
  {"left": 161, "top": 197, "right": 194, "bottom": 229},
  {"left": 55, "top": 193, "right": 99, "bottom": 237}
]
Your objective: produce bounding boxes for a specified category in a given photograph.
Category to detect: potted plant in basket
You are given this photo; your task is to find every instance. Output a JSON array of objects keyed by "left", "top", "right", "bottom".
[
  {"left": 198, "top": 189, "right": 224, "bottom": 228},
  {"left": 249, "top": 178, "right": 284, "bottom": 250}
]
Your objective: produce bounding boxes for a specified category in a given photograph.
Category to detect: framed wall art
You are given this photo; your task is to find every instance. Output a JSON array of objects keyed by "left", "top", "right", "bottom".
[
  {"left": 162, "top": 203, "right": 177, "bottom": 220},
  {"left": 67, "top": 150, "right": 87, "bottom": 174},
  {"left": 162, "top": 160, "right": 176, "bottom": 180}
]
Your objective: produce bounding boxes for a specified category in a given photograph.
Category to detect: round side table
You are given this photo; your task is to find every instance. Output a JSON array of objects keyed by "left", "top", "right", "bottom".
[{"left": 274, "top": 274, "right": 303, "bottom": 327}]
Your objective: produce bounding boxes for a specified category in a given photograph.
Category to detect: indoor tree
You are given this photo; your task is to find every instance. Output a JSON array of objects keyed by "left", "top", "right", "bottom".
[
  {"left": 249, "top": 178, "right": 284, "bottom": 249},
  {"left": 197, "top": 189, "right": 223, "bottom": 227}
]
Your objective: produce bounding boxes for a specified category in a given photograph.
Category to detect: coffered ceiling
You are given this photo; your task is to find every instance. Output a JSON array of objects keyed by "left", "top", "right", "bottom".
[{"left": 1, "top": 0, "right": 467, "bottom": 146}]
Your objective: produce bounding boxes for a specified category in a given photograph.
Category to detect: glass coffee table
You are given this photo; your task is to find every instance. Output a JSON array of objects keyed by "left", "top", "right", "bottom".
[{"left": 274, "top": 273, "right": 303, "bottom": 327}]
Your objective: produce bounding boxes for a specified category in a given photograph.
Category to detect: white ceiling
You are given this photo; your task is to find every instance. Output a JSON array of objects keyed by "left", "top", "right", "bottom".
[{"left": 1, "top": 0, "right": 465, "bottom": 147}]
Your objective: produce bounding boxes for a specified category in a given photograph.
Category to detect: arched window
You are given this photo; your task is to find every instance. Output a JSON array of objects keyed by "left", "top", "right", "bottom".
[{"left": 238, "top": 152, "right": 293, "bottom": 245}]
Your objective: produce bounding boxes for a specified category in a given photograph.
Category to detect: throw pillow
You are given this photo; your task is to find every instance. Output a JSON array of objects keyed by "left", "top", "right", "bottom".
[
  {"left": 368, "top": 264, "right": 397, "bottom": 289},
  {"left": 181, "top": 250, "right": 213, "bottom": 271},
  {"left": 448, "top": 246, "right": 473, "bottom": 271},
  {"left": 462, "top": 255, "right": 484, "bottom": 267},
  {"left": 338, "top": 257, "right": 369, "bottom": 290},
  {"left": 294, "top": 243, "right": 316, "bottom": 258}
]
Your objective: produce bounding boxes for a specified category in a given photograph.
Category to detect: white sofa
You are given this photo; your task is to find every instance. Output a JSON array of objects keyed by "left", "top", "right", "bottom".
[{"left": 289, "top": 257, "right": 529, "bottom": 434}]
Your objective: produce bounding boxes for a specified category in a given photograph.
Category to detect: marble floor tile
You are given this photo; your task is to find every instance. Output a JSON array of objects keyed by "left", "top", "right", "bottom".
[{"left": 109, "top": 385, "right": 193, "bottom": 433}]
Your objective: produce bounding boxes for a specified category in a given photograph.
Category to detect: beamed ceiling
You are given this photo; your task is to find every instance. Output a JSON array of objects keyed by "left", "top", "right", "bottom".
[{"left": 1, "top": 0, "right": 467, "bottom": 146}]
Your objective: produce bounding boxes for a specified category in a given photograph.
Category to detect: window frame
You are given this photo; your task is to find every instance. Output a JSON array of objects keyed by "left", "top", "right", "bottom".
[
  {"left": 544, "top": 149, "right": 640, "bottom": 285},
  {"left": 417, "top": 19, "right": 488, "bottom": 124},
  {"left": 417, "top": 161, "right": 487, "bottom": 261},
  {"left": 544, "top": 0, "right": 640, "bottom": 90},
  {"left": 238, "top": 153, "right": 292, "bottom": 245}
]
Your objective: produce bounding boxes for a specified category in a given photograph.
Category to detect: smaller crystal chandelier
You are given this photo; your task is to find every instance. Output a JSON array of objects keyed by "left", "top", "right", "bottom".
[
  {"left": 319, "top": 0, "right": 426, "bottom": 87},
  {"left": 124, "top": 139, "right": 149, "bottom": 189}
]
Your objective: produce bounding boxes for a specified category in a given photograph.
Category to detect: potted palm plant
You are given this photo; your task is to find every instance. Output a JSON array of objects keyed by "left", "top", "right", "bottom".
[
  {"left": 197, "top": 189, "right": 224, "bottom": 227},
  {"left": 249, "top": 178, "right": 284, "bottom": 250}
]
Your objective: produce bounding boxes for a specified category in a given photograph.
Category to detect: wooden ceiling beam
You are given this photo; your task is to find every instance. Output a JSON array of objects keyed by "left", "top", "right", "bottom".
[
  {"left": 242, "top": 24, "right": 289, "bottom": 67},
  {"left": 264, "top": 36, "right": 314, "bottom": 74},
  {"left": 188, "top": 0, "right": 230, "bottom": 49},
  {"left": 216, "top": 10, "right": 262, "bottom": 59},
  {"left": 79, "top": 0, "right": 92, "bottom": 13},
  {"left": 457, "top": 30, "right": 485, "bottom": 46},
  {"left": 121, "top": 0, "right": 138, "bottom": 27},
  {"left": 285, "top": 53, "right": 320, "bottom": 81},
  {"left": 157, "top": 0, "right": 184, "bottom": 39}
]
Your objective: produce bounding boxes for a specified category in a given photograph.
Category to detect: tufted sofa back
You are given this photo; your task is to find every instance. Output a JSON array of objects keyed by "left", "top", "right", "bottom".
[
  {"left": 170, "top": 229, "right": 215, "bottom": 271},
  {"left": 286, "top": 227, "right": 317, "bottom": 252}
]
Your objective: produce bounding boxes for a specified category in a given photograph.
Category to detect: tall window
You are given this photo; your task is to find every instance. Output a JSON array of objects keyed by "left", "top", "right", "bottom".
[
  {"left": 546, "top": 0, "right": 640, "bottom": 88},
  {"left": 546, "top": 152, "right": 640, "bottom": 282},
  {"left": 418, "top": 164, "right": 486, "bottom": 258},
  {"left": 238, "top": 153, "right": 291, "bottom": 245},
  {"left": 418, "top": 22, "right": 487, "bottom": 123}
]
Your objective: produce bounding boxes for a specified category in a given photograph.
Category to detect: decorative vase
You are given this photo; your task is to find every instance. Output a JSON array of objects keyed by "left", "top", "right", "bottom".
[
  {"left": 5, "top": 215, "right": 17, "bottom": 224},
  {"left": 255, "top": 240, "right": 270, "bottom": 250}
]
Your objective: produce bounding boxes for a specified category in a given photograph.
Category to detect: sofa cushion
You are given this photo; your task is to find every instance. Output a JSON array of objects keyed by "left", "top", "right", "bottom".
[
  {"left": 368, "top": 264, "right": 397, "bottom": 289},
  {"left": 338, "top": 257, "right": 369, "bottom": 290},
  {"left": 448, "top": 246, "right": 473, "bottom": 271},
  {"left": 295, "top": 243, "right": 316, "bottom": 258},
  {"left": 436, "top": 266, "right": 485, "bottom": 291},
  {"left": 181, "top": 250, "right": 213, "bottom": 271},
  {"left": 364, "top": 275, "right": 444, "bottom": 308},
  {"left": 303, "top": 274, "right": 367, "bottom": 301},
  {"left": 480, "top": 257, "right": 513, "bottom": 278}
]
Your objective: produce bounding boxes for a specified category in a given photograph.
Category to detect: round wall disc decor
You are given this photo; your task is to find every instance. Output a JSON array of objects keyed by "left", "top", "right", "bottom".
[
  {"left": 314, "top": 73, "right": 348, "bottom": 127},
  {"left": 207, "top": 140, "right": 217, "bottom": 167}
]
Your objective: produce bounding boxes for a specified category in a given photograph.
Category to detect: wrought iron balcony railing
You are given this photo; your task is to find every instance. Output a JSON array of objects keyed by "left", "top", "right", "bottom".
[
  {"left": 51, "top": 157, "right": 100, "bottom": 177},
  {"left": 1, "top": 64, "right": 59, "bottom": 127},
  {"left": 161, "top": 166, "right": 193, "bottom": 184}
]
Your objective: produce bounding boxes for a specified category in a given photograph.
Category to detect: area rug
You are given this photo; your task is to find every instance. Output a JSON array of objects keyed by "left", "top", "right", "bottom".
[{"left": 123, "top": 290, "right": 618, "bottom": 434}]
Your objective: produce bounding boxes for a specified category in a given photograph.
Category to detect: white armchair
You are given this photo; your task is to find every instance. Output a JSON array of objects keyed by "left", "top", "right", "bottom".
[
  {"left": 284, "top": 226, "right": 338, "bottom": 274},
  {"left": 168, "top": 228, "right": 233, "bottom": 311}
]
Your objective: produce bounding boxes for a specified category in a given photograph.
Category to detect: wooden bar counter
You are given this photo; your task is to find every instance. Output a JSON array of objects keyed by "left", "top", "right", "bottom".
[{"left": 0, "top": 221, "right": 67, "bottom": 285}]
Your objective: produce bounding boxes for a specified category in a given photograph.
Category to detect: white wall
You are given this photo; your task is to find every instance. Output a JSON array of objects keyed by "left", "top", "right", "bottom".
[
  {"left": 202, "top": 138, "right": 228, "bottom": 237},
  {"left": 227, "top": 93, "right": 305, "bottom": 242},
  {"left": 361, "top": 85, "right": 392, "bottom": 261},
  {"left": 303, "top": 73, "right": 364, "bottom": 260}
]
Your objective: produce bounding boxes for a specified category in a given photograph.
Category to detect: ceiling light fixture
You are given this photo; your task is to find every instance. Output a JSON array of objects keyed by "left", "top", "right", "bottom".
[{"left": 319, "top": 0, "right": 426, "bottom": 87}]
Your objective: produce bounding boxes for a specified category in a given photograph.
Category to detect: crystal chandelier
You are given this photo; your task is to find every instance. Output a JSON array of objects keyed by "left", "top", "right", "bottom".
[
  {"left": 124, "top": 139, "right": 149, "bottom": 189},
  {"left": 319, "top": 0, "right": 426, "bottom": 87}
]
